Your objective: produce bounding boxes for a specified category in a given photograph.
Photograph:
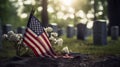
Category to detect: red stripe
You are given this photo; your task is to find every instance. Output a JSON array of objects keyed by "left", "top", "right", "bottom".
[
  {"left": 26, "top": 29, "right": 50, "bottom": 57},
  {"left": 29, "top": 28, "right": 53, "bottom": 56},
  {"left": 37, "top": 34, "right": 54, "bottom": 57},
  {"left": 27, "top": 29, "right": 54, "bottom": 57},
  {"left": 43, "top": 33, "right": 56, "bottom": 55},
  {"left": 24, "top": 28, "right": 56, "bottom": 57},
  {"left": 44, "top": 32, "right": 52, "bottom": 46},
  {"left": 41, "top": 33, "right": 56, "bottom": 56},
  {"left": 44, "top": 30, "right": 49, "bottom": 37},
  {"left": 37, "top": 37, "right": 51, "bottom": 56},
  {"left": 23, "top": 38, "right": 39, "bottom": 57},
  {"left": 25, "top": 30, "right": 46, "bottom": 57}
]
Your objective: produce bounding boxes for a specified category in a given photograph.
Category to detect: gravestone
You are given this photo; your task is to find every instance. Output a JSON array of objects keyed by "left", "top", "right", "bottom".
[
  {"left": 2, "top": 24, "right": 12, "bottom": 34},
  {"left": 50, "top": 23, "right": 58, "bottom": 33},
  {"left": 17, "top": 26, "right": 26, "bottom": 35},
  {"left": 0, "top": 20, "right": 2, "bottom": 49},
  {"left": 93, "top": 20, "right": 107, "bottom": 45},
  {"left": 58, "top": 28, "right": 65, "bottom": 37},
  {"left": 66, "top": 24, "right": 74, "bottom": 38},
  {"left": 77, "top": 23, "right": 87, "bottom": 40},
  {"left": 111, "top": 26, "right": 119, "bottom": 40}
]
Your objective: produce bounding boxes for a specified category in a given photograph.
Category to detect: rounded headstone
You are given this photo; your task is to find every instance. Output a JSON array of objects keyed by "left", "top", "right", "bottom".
[
  {"left": 17, "top": 26, "right": 26, "bottom": 35},
  {"left": 58, "top": 28, "right": 65, "bottom": 36},
  {"left": 77, "top": 23, "right": 87, "bottom": 40},
  {"left": 111, "top": 26, "right": 119, "bottom": 40},
  {"left": 66, "top": 24, "right": 74, "bottom": 38},
  {"left": 50, "top": 23, "right": 58, "bottom": 33},
  {"left": 93, "top": 20, "right": 107, "bottom": 45},
  {"left": 2, "top": 24, "right": 12, "bottom": 34}
]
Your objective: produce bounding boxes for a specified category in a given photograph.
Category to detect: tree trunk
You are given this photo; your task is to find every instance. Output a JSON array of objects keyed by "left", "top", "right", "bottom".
[
  {"left": 41, "top": 0, "right": 49, "bottom": 27},
  {"left": 93, "top": 0, "right": 97, "bottom": 21},
  {"left": 107, "top": 0, "right": 120, "bottom": 35}
]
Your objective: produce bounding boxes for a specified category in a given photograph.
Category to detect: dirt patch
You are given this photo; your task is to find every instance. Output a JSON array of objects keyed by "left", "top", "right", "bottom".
[{"left": 0, "top": 54, "right": 120, "bottom": 67}]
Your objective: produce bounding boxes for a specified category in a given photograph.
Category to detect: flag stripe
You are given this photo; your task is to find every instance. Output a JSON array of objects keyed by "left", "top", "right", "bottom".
[
  {"left": 42, "top": 33, "right": 56, "bottom": 55},
  {"left": 26, "top": 28, "right": 51, "bottom": 57},
  {"left": 38, "top": 36, "right": 52, "bottom": 55},
  {"left": 23, "top": 42, "right": 39, "bottom": 56},
  {"left": 43, "top": 32, "right": 52, "bottom": 47},
  {"left": 24, "top": 37, "right": 42, "bottom": 56},
  {"left": 23, "top": 38, "right": 41, "bottom": 57},
  {"left": 23, "top": 13, "right": 56, "bottom": 57},
  {"left": 38, "top": 35, "right": 55, "bottom": 57},
  {"left": 25, "top": 29, "right": 48, "bottom": 56},
  {"left": 24, "top": 33, "right": 46, "bottom": 57}
]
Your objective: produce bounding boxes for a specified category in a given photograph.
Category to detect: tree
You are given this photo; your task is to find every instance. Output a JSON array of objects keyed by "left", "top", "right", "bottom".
[
  {"left": 41, "top": 0, "right": 49, "bottom": 27},
  {"left": 107, "top": 0, "right": 120, "bottom": 35},
  {"left": 0, "top": 0, "right": 18, "bottom": 26}
]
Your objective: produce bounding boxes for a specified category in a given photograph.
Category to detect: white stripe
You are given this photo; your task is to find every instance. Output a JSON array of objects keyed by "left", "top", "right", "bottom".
[
  {"left": 38, "top": 35, "right": 50, "bottom": 51},
  {"left": 42, "top": 33, "right": 55, "bottom": 56},
  {"left": 43, "top": 33, "right": 52, "bottom": 47},
  {"left": 23, "top": 42, "right": 38, "bottom": 56},
  {"left": 26, "top": 32, "right": 46, "bottom": 53},
  {"left": 27, "top": 28, "right": 50, "bottom": 57},
  {"left": 27, "top": 28, "right": 37, "bottom": 37},
  {"left": 24, "top": 37, "right": 44, "bottom": 57},
  {"left": 38, "top": 33, "right": 54, "bottom": 56}
]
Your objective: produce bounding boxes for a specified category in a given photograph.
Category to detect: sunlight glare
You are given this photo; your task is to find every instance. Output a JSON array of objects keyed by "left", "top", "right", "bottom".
[
  {"left": 99, "top": 5, "right": 103, "bottom": 10},
  {"left": 68, "top": 24, "right": 74, "bottom": 27},
  {"left": 69, "top": 14, "right": 74, "bottom": 19},
  {"left": 98, "top": 12, "right": 103, "bottom": 15},
  {"left": 80, "top": 18, "right": 88, "bottom": 24},
  {"left": 76, "top": 10, "right": 86, "bottom": 18},
  {"left": 60, "top": 0, "right": 73, "bottom": 6},
  {"left": 96, "top": 11, "right": 103, "bottom": 16},
  {"left": 61, "top": 6, "right": 66, "bottom": 11},
  {"left": 57, "top": 12, "right": 64, "bottom": 19},
  {"left": 87, "top": 13, "right": 94, "bottom": 19},
  {"left": 63, "top": 15, "right": 68, "bottom": 20},
  {"left": 23, "top": 0, "right": 36, "bottom": 5},
  {"left": 24, "top": 0, "right": 31, "bottom": 5},
  {"left": 68, "top": 7, "right": 75, "bottom": 13},
  {"left": 18, "top": 0, "right": 23, "bottom": 6},
  {"left": 37, "top": 7, "right": 42, "bottom": 11},
  {"left": 87, "top": 21, "right": 93, "bottom": 29},
  {"left": 90, "top": 0, "right": 94, "bottom": 5},
  {"left": 9, "top": 0, "right": 15, "bottom": 2},
  {"left": 48, "top": 6, "right": 54, "bottom": 13},
  {"left": 20, "top": 13, "right": 27, "bottom": 19}
]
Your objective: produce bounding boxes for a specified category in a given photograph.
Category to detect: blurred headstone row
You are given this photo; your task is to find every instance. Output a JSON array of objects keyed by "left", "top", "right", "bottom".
[{"left": 1, "top": 20, "right": 119, "bottom": 46}]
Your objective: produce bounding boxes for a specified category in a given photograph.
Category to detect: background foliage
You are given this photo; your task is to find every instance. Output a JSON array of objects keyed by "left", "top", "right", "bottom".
[{"left": 0, "top": 0, "right": 107, "bottom": 28}]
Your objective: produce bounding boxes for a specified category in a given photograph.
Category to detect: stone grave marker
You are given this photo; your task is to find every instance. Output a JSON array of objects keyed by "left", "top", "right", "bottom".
[
  {"left": 50, "top": 23, "right": 58, "bottom": 33},
  {"left": 111, "top": 26, "right": 119, "bottom": 40},
  {"left": 66, "top": 24, "right": 74, "bottom": 38},
  {"left": 77, "top": 23, "right": 87, "bottom": 40},
  {"left": 17, "top": 26, "right": 26, "bottom": 35},
  {"left": 58, "top": 28, "right": 65, "bottom": 37},
  {"left": 2, "top": 24, "right": 12, "bottom": 34},
  {"left": 93, "top": 20, "right": 107, "bottom": 45}
]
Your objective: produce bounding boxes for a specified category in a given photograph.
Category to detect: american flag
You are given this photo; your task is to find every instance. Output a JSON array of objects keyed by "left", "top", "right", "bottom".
[{"left": 23, "top": 11, "right": 56, "bottom": 57}]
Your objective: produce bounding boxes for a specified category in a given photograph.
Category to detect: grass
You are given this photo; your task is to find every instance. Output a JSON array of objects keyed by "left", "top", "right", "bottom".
[
  {"left": 0, "top": 36, "right": 120, "bottom": 59},
  {"left": 62, "top": 36, "right": 120, "bottom": 57},
  {"left": 0, "top": 41, "right": 16, "bottom": 59}
]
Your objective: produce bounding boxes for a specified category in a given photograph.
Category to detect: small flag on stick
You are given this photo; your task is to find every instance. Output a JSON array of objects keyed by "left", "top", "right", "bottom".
[{"left": 23, "top": 9, "right": 56, "bottom": 57}]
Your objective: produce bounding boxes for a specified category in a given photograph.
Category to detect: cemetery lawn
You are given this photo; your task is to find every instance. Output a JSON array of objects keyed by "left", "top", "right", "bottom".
[
  {"left": 0, "top": 36, "right": 120, "bottom": 59},
  {"left": 56, "top": 36, "right": 120, "bottom": 57}
]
